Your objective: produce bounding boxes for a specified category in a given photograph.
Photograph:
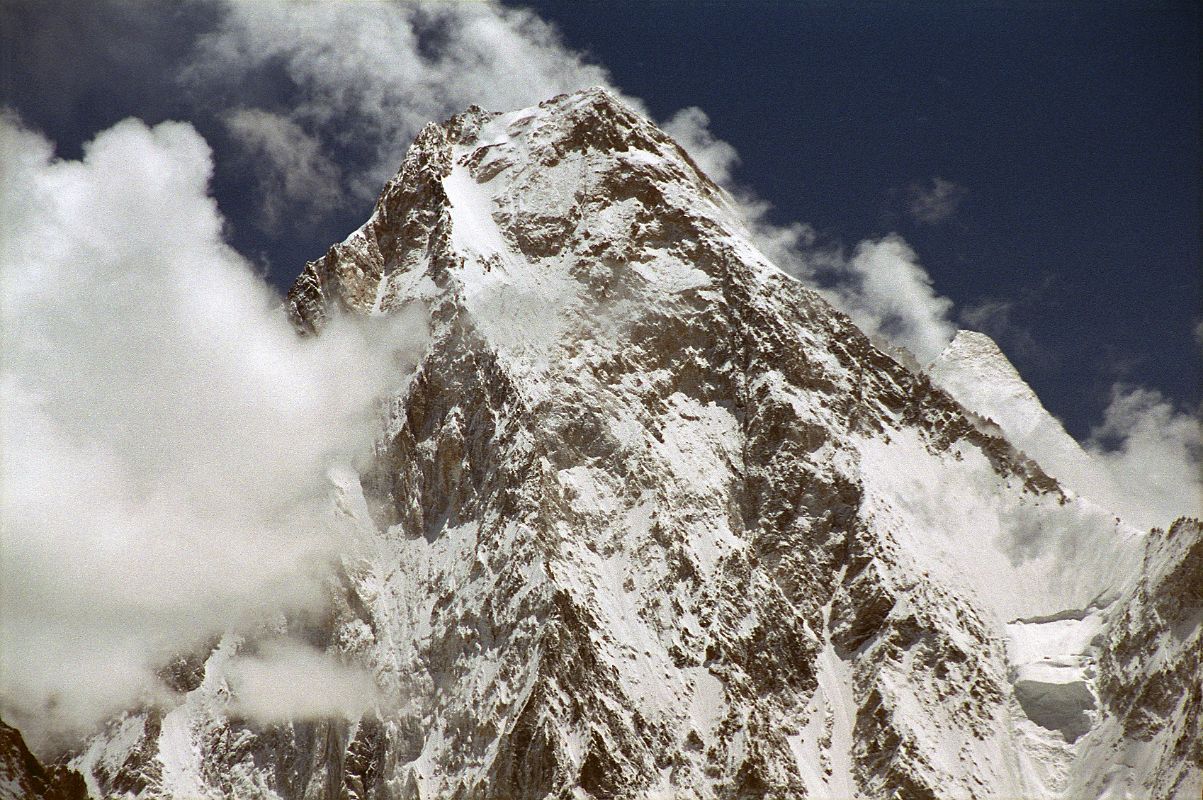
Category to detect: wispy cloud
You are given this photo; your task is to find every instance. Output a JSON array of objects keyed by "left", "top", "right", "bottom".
[
  {"left": 664, "top": 110, "right": 957, "bottom": 362},
  {"left": 906, "top": 176, "right": 968, "bottom": 224},
  {"left": 182, "top": 0, "right": 624, "bottom": 223},
  {"left": 825, "top": 235, "right": 957, "bottom": 364},
  {"left": 226, "top": 640, "right": 380, "bottom": 723},
  {"left": 1084, "top": 386, "right": 1201, "bottom": 529},
  {"left": 662, "top": 106, "right": 740, "bottom": 185},
  {"left": 221, "top": 108, "right": 342, "bottom": 231},
  {"left": 959, "top": 295, "right": 1055, "bottom": 370}
]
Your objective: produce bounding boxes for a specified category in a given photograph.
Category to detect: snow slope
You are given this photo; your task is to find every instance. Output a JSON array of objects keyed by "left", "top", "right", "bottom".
[{"left": 48, "top": 88, "right": 1203, "bottom": 799}]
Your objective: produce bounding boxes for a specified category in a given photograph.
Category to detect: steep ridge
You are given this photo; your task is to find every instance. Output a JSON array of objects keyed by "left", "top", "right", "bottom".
[
  {"left": 928, "top": 330, "right": 1134, "bottom": 529},
  {"left": 61, "top": 88, "right": 1199, "bottom": 799},
  {"left": 0, "top": 720, "right": 86, "bottom": 800},
  {"left": 928, "top": 330, "right": 1091, "bottom": 482},
  {"left": 1072, "top": 517, "right": 1203, "bottom": 799}
]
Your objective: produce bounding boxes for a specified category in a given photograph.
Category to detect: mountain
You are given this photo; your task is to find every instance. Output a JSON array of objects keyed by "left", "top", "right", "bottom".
[
  {"left": 928, "top": 330, "right": 1091, "bottom": 480},
  {"left": 0, "top": 720, "right": 86, "bottom": 800},
  {"left": 927, "top": 330, "right": 1138, "bottom": 528},
  {"left": 22, "top": 87, "right": 1200, "bottom": 799}
]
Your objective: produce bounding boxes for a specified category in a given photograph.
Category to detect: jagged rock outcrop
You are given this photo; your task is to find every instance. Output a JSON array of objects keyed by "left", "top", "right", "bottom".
[
  {"left": 1069, "top": 517, "right": 1202, "bottom": 799},
  {"left": 53, "top": 87, "right": 1200, "bottom": 799},
  {"left": 0, "top": 720, "right": 86, "bottom": 800}
]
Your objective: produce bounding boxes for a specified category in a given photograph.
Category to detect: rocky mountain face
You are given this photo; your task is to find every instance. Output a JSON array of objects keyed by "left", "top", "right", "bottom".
[
  {"left": 13, "top": 88, "right": 1198, "bottom": 799},
  {"left": 0, "top": 720, "right": 86, "bottom": 800}
]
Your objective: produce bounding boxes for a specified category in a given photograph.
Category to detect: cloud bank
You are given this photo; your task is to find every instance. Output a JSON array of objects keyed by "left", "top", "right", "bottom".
[{"left": 0, "top": 113, "right": 423, "bottom": 748}]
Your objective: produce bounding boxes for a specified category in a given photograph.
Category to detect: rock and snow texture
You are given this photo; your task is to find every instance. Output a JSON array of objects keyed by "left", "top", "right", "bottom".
[
  {"left": 0, "top": 720, "right": 85, "bottom": 800},
  {"left": 33, "top": 88, "right": 1202, "bottom": 798},
  {"left": 928, "top": 330, "right": 1082, "bottom": 464},
  {"left": 928, "top": 330, "right": 1141, "bottom": 531}
]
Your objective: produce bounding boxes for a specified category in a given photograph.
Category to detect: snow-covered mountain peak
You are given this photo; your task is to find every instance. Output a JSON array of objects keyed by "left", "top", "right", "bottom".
[
  {"left": 931, "top": 330, "right": 1040, "bottom": 415},
  {"left": 11, "top": 92, "right": 1197, "bottom": 800},
  {"left": 289, "top": 86, "right": 755, "bottom": 329},
  {"left": 928, "top": 327, "right": 1084, "bottom": 469},
  {"left": 927, "top": 330, "right": 1153, "bottom": 535}
]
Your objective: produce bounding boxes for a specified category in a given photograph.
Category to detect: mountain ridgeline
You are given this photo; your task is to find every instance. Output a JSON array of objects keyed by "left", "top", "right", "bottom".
[{"left": 7, "top": 88, "right": 1199, "bottom": 800}]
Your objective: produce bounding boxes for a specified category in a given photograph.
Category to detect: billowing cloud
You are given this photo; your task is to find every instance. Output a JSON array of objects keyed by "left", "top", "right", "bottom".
[
  {"left": 1084, "top": 386, "right": 1202, "bottom": 530},
  {"left": 831, "top": 236, "right": 957, "bottom": 364},
  {"left": 0, "top": 113, "right": 424, "bottom": 749},
  {"left": 662, "top": 106, "right": 740, "bottom": 185},
  {"left": 183, "top": 0, "right": 626, "bottom": 221},
  {"left": 907, "top": 176, "right": 967, "bottom": 225}
]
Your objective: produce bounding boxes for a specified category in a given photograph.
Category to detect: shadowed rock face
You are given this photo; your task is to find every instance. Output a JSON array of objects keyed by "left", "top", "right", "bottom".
[
  {"left": 0, "top": 721, "right": 86, "bottom": 800},
  {"left": 1087, "top": 518, "right": 1203, "bottom": 799},
  {"left": 49, "top": 88, "right": 1199, "bottom": 799}
]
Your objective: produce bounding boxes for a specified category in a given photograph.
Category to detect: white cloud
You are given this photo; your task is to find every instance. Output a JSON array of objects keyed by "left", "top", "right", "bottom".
[
  {"left": 184, "top": 0, "right": 627, "bottom": 220},
  {"left": 226, "top": 640, "right": 380, "bottom": 723},
  {"left": 907, "top": 176, "right": 967, "bottom": 224},
  {"left": 662, "top": 106, "right": 740, "bottom": 185},
  {"left": 730, "top": 223, "right": 958, "bottom": 365},
  {"left": 0, "top": 113, "right": 423, "bottom": 749},
  {"left": 1084, "top": 386, "right": 1202, "bottom": 530},
  {"left": 859, "top": 428, "right": 1142, "bottom": 622},
  {"left": 830, "top": 236, "right": 957, "bottom": 364},
  {"left": 221, "top": 108, "right": 342, "bottom": 229},
  {"left": 662, "top": 108, "right": 822, "bottom": 283}
]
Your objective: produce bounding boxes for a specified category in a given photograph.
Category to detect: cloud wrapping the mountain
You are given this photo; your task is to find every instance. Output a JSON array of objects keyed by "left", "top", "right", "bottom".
[
  {"left": 226, "top": 640, "right": 381, "bottom": 723},
  {"left": 185, "top": 0, "right": 624, "bottom": 219},
  {"left": 663, "top": 107, "right": 741, "bottom": 185},
  {"left": 2, "top": 0, "right": 1198, "bottom": 751},
  {"left": 0, "top": 114, "right": 424, "bottom": 748},
  {"left": 833, "top": 236, "right": 957, "bottom": 364}
]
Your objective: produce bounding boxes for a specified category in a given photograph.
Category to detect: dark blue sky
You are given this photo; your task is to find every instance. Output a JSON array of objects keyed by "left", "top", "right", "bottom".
[
  {"left": 2, "top": 1, "right": 1198, "bottom": 440},
  {"left": 512, "top": 1, "right": 1200, "bottom": 439}
]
